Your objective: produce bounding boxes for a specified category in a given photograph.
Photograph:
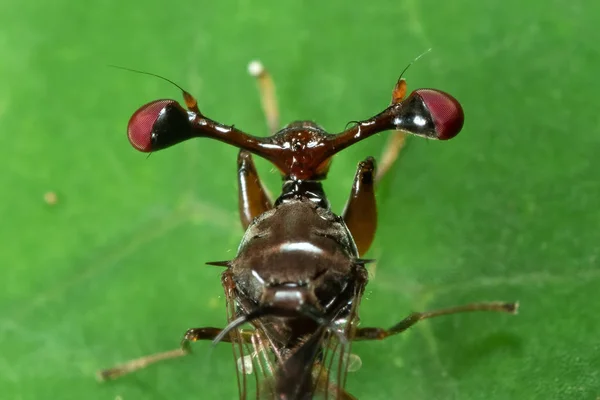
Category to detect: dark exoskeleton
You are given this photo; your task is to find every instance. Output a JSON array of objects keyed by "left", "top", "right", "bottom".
[{"left": 99, "top": 63, "right": 517, "bottom": 399}]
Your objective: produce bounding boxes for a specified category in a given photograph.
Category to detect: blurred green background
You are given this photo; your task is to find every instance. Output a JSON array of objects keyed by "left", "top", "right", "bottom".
[{"left": 1, "top": 0, "right": 598, "bottom": 399}]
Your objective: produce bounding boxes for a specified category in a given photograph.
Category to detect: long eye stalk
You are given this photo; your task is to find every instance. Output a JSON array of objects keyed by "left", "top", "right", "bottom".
[
  {"left": 126, "top": 75, "right": 463, "bottom": 180},
  {"left": 324, "top": 89, "right": 463, "bottom": 158}
]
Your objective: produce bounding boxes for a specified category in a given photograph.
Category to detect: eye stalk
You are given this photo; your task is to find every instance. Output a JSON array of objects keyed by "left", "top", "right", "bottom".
[{"left": 125, "top": 70, "right": 464, "bottom": 181}]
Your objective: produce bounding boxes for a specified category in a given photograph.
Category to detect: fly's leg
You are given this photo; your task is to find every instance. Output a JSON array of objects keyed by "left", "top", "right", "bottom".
[
  {"left": 97, "top": 327, "right": 254, "bottom": 381},
  {"left": 375, "top": 77, "right": 409, "bottom": 184},
  {"left": 341, "top": 79, "right": 411, "bottom": 255},
  {"left": 375, "top": 132, "right": 407, "bottom": 185},
  {"left": 181, "top": 327, "right": 254, "bottom": 348},
  {"left": 236, "top": 59, "right": 279, "bottom": 230},
  {"left": 342, "top": 157, "right": 377, "bottom": 256},
  {"left": 237, "top": 150, "right": 273, "bottom": 230},
  {"left": 99, "top": 62, "right": 278, "bottom": 382},
  {"left": 353, "top": 302, "right": 519, "bottom": 341},
  {"left": 97, "top": 348, "right": 189, "bottom": 382},
  {"left": 98, "top": 164, "right": 268, "bottom": 381},
  {"left": 248, "top": 60, "right": 280, "bottom": 134},
  {"left": 314, "top": 361, "right": 358, "bottom": 400}
]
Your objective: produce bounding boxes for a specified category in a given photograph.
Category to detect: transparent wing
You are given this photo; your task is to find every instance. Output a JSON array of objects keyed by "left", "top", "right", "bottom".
[
  {"left": 224, "top": 273, "right": 282, "bottom": 399},
  {"left": 311, "top": 287, "right": 363, "bottom": 400},
  {"left": 223, "top": 274, "right": 365, "bottom": 400}
]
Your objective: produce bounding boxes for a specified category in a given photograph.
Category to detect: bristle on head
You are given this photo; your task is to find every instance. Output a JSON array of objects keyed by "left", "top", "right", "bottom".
[{"left": 206, "top": 260, "right": 232, "bottom": 268}]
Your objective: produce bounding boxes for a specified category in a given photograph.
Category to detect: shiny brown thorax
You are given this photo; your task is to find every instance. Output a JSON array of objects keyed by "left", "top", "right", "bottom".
[
  {"left": 229, "top": 175, "right": 369, "bottom": 399},
  {"left": 231, "top": 180, "right": 366, "bottom": 348}
]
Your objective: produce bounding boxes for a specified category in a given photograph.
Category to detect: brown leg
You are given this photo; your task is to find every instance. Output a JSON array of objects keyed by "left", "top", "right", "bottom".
[
  {"left": 342, "top": 157, "right": 377, "bottom": 256},
  {"left": 248, "top": 60, "right": 280, "bottom": 134},
  {"left": 182, "top": 327, "right": 254, "bottom": 347},
  {"left": 237, "top": 150, "right": 273, "bottom": 230},
  {"left": 342, "top": 80, "right": 411, "bottom": 253},
  {"left": 353, "top": 301, "right": 519, "bottom": 341},
  {"left": 97, "top": 326, "right": 242, "bottom": 381}
]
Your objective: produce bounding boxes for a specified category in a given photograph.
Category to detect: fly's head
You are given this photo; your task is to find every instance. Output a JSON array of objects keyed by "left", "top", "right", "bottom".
[
  {"left": 268, "top": 121, "right": 333, "bottom": 181},
  {"left": 126, "top": 71, "right": 464, "bottom": 181}
]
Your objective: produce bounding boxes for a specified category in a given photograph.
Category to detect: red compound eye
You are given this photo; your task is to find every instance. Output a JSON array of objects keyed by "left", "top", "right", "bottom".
[
  {"left": 414, "top": 89, "right": 464, "bottom": 140},
  {"left": 127, "top": 99, "right": 175, "bottom": 152}
]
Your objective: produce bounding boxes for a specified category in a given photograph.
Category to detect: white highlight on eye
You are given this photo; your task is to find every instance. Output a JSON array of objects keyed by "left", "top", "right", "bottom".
[
  {"left": 237, "top": 355, "right": 254, "bottom": 375},
  {"left": 347, "top": 353, "right": 362, "bottom": 372},
  {"left": 279, "top": 242, "right": 324, "bottom": 254},
  {"left": 248, "top": 60, "right": 265, "bottom": 77},
  {"left": 413, "top": 115, "right": 427, "bottom": 127}
]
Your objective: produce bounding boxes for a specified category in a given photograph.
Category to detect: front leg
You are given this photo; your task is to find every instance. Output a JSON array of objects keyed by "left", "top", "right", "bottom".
[
  {"left": 342, "top": 157, "right": 377, "bottom": 256},
  {"left": 237, "top": 149, "right": 273, "bottom": 230},
  {"left": 97, "top": 326, "right": 241, "bottom": 381}
]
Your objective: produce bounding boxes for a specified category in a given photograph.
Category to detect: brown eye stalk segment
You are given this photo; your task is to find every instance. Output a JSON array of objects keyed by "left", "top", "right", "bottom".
[
  {"left": 126, "top": 97, "right": 277, "bottom": 155},
  {"left": 325, "top": 89, "right": 464, "bottom": 159},
  {"left": 126, "top": 76, "right": 463, "bottom": 182}
]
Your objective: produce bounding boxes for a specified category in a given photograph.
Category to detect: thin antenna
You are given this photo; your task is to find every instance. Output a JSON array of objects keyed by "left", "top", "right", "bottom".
[
  {"left": 212, "top": 314, "right": 250, "bottom": 346},
  {"left": 110, "top": 64, "right": 199, "bottom": 112},
  {"left": 109, "top": 65, "right": 188, "bottom": 93},
  {"left": 346, "top": 49, "right": 433, "bottom": 130},
  {"left": 212, "top": 309, "right": 267, "bottom": 346},
  {"left": 398, "top": 48, "right": 433, "bottom": 80}
]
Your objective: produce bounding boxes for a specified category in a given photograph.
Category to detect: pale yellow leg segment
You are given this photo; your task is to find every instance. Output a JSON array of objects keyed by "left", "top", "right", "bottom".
[
  {"left": 97, "top": 348, "right": 188, "bottom": 381},
  {"left": 248, "top": 60, "right": 280, "bottom": 134}
]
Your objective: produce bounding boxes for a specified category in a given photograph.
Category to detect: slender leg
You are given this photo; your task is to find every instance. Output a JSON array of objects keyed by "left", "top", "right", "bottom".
[
  {"left": 238, "top": 150, "right": 273, "bottom": 230},
  {"left": 342, "top": 157, "right": 377, "bottom": 256},
  {"left": 248, "top": 60, "right": 280, "bottom": 134},
  {"left": 375, "top": 77, "right": 409, "bottom": 184},
  {"left": 375, "top": 132, "right": 407, "bottom": 185},
  {"left": 341, "top": 78, "right": 410, "bottom": 253},
  {"left": 182, "top": 327, "right": 254, "bottom": 347},
  {"left": 353, "top": 301, "right": 519, "bottom": 341},
  {"left": 313, "top": 362, "right": 358, "bottom": 400},
  {"left": 97, "top": 348, "right": 189, "bottom": 381},
  {"left": 97, "top": 326, "right": 242, "bottom": 381}
]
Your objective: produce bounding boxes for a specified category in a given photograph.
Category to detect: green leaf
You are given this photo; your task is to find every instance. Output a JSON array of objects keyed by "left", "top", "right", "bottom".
[{"left": 1, "top": 0, "right": 598, "bottom": 399}]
